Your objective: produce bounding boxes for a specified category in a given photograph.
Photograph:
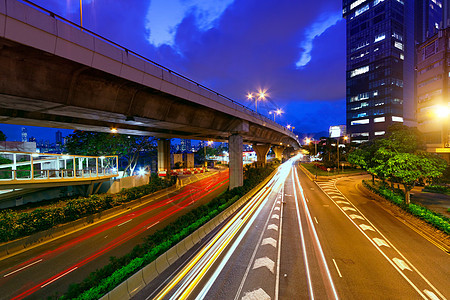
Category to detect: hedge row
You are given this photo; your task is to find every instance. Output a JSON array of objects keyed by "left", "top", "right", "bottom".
[
  {"left": 422, "top": 185, "right": 450, "bottom": 195},
  {"left": 363, "top": 180, "right": 450, "bottom": 234},
  {"left": 59, "top": 163, "right": 278, "bottom": 300},
  {"left": 0, "top": 174, "right": 175, "bottom": 243}
]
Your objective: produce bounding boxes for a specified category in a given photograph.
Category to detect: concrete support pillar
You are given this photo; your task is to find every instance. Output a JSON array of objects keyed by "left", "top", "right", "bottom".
[
  {"left": 229, "top": 134, "right": 243, "bottom": 189},
  {"left": 273, "top": 146, "right": 284, "bottom": 161},
  {"left": 252, "top": 143, "right": 271, "bottom": 165},
  {"left": 157, "top": 138, "right": 171, "bottom": 173}
]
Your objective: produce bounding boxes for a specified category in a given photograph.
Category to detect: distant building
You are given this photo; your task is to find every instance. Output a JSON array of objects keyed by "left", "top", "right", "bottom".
[
  {"left": 21, "top": 127, "right": 27, "bottom": 143},
  {"left": 56, "top": 130, "right": 63, "bottom": 145},
  {"left": 329, "top": 125, "right": 347, "bottom": 138},
  {"left": 180, "top": 139, "right": 191, "bottom": 152},
  {"left": 28, "top": 136, "right": 36, "bottom": 142},
  {"left": 416, "top": 27, "right": 449, "bottom": 161}
]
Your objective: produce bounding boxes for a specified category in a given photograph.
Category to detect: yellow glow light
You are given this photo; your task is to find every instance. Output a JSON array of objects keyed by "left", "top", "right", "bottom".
[
  {"left": 305, "top": 138, "right": 311, "bottom": 144},
  {"left": 110, "top": 128, "right": 118, "bottom": 133},
  {"left": 246, "top": 92, "right": 254, "bottom": 100},
  {"left": 434, "top": 105, "right": 449, "bottom": 119}
]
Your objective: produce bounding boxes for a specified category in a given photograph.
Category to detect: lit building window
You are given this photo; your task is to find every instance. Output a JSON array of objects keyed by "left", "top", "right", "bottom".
[
  {"left": 351, "top": 65, "right": 370, "bottom": 77},
  {"left": 351, "top": 119, "right": 370, "bottom": 125},
  {"left": 374, "top": 117, "right": 385, "bottom": 123},
  {"left": 374, "top": 34, "right": 386, "bottom": 43},
  {"left": 350, "top": 0, "right": 368, "bottom": 10},
  {"left": 355, "top": 4, "right": 369, "bottom": 16},
  {"left": 394, "top": 41, "right": 404, "bottom": 51},
  {"left": 375, "top": 131, "right": 386, "bottom": 136},
  {"left": 400, "top": 53, "right": 404, "bottom": 60},
  {"left": 374, "top": 0, "right": 385, "bottom": 5},
  {"left": 392, "top": 116, "right": 403, "bottom": 122}
]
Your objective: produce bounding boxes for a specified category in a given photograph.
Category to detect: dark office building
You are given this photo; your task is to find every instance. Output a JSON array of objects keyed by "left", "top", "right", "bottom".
[
  {"left": 343, "top": 0, "right": 416, "bottom": 143},
  {"left": 416, "top": 0, "right": 446, "bottom": 43},
  {"left": 55, "top": 130, "right": 63, "bottom": 145}
]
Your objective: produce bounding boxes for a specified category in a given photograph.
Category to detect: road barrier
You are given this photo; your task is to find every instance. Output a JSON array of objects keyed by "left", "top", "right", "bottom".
[{"left": 100, "top": 166, "right": 278, "bottom": 300}]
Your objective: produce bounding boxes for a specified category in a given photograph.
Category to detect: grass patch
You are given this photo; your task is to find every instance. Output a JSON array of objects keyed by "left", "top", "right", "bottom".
[
  {"left": 301, "top": 163, "right": 362, "bottom": 177},
  {"left": 363, "top": 180, "right": 450, "bottom": 234}
]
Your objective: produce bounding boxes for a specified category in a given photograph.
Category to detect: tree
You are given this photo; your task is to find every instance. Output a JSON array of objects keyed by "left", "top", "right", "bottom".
[
  {"left": 0, "top": 130, "right": 6, "bottom": 141},
  {"left": 384, "top": 152, "right": 447, "bottom": 204},
  {"left": 65, "top": 131, "right": 156, "bottom": 176}
]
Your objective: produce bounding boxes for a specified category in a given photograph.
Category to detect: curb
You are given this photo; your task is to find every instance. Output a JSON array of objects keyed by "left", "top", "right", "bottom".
[
  {"left": 299, "top": 163, "right": 366, "bottom": 182},
  {"left": 0, "top": 171, "right": 220, "bottom": 260},
  {"left": 100, "top": 166, "right": 279, "bottom": 300}
]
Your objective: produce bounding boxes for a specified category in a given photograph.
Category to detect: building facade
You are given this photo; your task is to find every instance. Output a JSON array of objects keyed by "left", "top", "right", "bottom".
[
  {"left": 416, "top": 27, "right": 449, "bottom": 160},
  {"left": 343, "top": 0, "right": 415, "bottom": 143}
]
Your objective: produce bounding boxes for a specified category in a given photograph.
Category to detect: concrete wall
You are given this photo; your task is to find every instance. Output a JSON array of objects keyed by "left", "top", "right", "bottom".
[{"left": 107, "top": 174, "right": 149, "bottom": 194}]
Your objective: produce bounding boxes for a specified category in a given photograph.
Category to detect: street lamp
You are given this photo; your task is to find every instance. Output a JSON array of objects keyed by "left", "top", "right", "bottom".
[
  {"left": 269, "top": 108, "right": 283, "bottom": 121},
  {"left": 246, "top": 89, "right": 267, "bottom": 113}
]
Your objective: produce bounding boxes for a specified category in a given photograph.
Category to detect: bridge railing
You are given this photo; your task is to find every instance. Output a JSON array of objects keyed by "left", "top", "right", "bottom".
[
  {"left": 0, "top": 151, "right": 118, "bottom": 182},
  {"left": 13, "top": 0, "right": 297, "bottom": 141}
]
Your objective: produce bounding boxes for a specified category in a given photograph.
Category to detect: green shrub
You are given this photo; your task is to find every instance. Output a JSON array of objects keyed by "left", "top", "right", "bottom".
[
  {"left": 363, "top": 180, "right": 450, "bottom": 234},
  {"left": 423, "top": 185, "right": 450, "bottom": 195},
  {"left": 0, "top": 176, "right": 175, "bottom": 243},
  {"left": 60, "top": 163, "right": 278, "bottom": 300}
]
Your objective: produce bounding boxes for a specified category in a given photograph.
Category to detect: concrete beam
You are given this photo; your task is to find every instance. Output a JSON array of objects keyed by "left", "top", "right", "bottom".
[
  {"left": 229, "top": 134, "right": 243, "bottom": 189},
  {"left": 252, "top": 143, "right": 271, "bottom": 165},
  {"left": 157, "top": 138, "right": 171, "bottom": 173}
]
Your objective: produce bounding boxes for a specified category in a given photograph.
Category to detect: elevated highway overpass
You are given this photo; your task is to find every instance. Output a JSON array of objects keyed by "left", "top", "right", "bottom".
[{"left": 0, "top": 0, "right": 300, "bottom": 188}]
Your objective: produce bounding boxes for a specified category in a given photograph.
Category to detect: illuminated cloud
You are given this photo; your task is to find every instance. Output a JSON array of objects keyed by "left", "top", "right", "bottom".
[
  {"left": 296, "top": 11, "right": 341, "bottom": 68},
  {"left": 145, "top": 0, "right": 234, "bottom": 47}
]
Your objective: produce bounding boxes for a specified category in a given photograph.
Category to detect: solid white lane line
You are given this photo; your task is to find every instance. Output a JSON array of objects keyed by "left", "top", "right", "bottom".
[
  {"left": 275, "top": 185, "right": 284, "bottom": 300},
  {"left": 294, "top": 167, "right": 339, "bottom": 300},
  {"left": 117, "top": 219, "right": 132, "bottom": 227},
  {"left": 292, "top": 169, "right": 315, "bottom": 300},
  {"left": 332, "top": 259, "right": 342, "bottom": 278},
  {"left": 4, "top": 259, "right": 43, "bottom": 277},
  {"left": 41, "top": 267, "right": 78, "bottom": 288},
  {"left": 314, "top": 217, "right": 319, "bottom": 224}
]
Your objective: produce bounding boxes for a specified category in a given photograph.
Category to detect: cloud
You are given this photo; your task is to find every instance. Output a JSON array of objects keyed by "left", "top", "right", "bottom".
[
  {"left": 296, "top": 11, "right": 342, "bottom": 68},
  {"left": 145, "top": 0, "right": 234, "bottom": 47}
]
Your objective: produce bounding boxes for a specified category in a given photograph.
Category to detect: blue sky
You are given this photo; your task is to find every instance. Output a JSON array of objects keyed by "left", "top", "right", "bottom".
[{"left": 0, "top": 0, "right": 346, "bottom": 141}]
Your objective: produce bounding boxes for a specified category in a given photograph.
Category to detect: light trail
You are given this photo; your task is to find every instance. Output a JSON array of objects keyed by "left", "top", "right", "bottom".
[
  {"left": 293, "top": 165, "right": 339, "bottom": 300},
  {"left": 7, "top": 173, "right": 229, "bottom": 300},
  {"left": 154, "top": 159, "right": 295, "bottom": 300}
]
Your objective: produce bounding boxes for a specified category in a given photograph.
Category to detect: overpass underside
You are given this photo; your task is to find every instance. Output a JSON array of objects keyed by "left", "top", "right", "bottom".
[{"left": 0, "top": 38, "right": 291, "bottom": 145}]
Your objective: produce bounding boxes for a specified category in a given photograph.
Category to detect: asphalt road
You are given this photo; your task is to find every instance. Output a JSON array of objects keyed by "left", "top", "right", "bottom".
[
  {"left": 136, "top": 159, "right": 449, "bottom": 300},
  {"left": 0, "top": 171, "right": 229, "bottom": 300}
]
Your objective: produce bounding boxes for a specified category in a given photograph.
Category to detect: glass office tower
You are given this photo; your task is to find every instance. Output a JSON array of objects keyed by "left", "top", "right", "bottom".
[{"left": 343, "top": 0, "right": 415, "bottom": 143}]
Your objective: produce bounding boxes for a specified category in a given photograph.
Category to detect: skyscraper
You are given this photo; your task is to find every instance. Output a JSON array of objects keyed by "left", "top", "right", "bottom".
[
  {"left": 56, "top": 130, "right": 63, "bottom": 145},
  {"left": 343, "top": 0, "right": 416, "bottom": 143},
  {"left": 180, "top": 139, "right": 191, "bottom": 152},
  {"left": 21, "top": 127, "right": 27, "bottom": 142}
]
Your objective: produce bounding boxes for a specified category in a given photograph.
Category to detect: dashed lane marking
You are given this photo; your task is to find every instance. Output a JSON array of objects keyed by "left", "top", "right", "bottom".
[
  {"left": 341, "top": 207, "right": 356, "bottom": 212},
  {"left": 423, "top": 289, "right": 440, "bottom": 300},
  {"left": 261, "top": 237, "right": 277, "bottom": 249},
  {"left": 267, "top": 224, "right": 279, "bottom": 231},
  {"left": 242, "top": 288, "right": 271, "bottom": 300},
  {"left": 373, "top": 238, "right": 390, "bottom": 248},
  {"left": 271, "top": 214, "right": 279, "bottom": 220},
  {"left": 253, "top": 257, "right": 275, "bottom": 274},
  {"left": 349, "top": 214, "right": 364, "bottom": 220},
  {"left": 392, "top": 258, "right": 412, "bottom": 272},
  {"left": 359, "top": 224, "right": 375, "bottom": 231}
]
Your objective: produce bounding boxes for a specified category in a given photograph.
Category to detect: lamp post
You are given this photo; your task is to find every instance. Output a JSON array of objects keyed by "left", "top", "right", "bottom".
[
  {"left": 246, "top": 90, "right": 267, "bottom": 113},
  {"left": 204, "top": 140, "right": 212, "bottom": 168},
  {"left": 269, "top": 108, "right": 283, "bottom": 121}
]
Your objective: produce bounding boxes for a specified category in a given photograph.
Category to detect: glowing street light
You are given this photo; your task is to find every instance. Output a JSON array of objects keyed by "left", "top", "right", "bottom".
[
  {"left": 434, "top": 104, "right": 449, "bottom": 149},
  {"left": 269, "top": 108, "right": 283, "bottom": 121},
  {"left": 246, "top": 89, "right": 267, "bottom": 113},
  {"left": 204, "top": 141, "right": 213, "bottom": 168}
]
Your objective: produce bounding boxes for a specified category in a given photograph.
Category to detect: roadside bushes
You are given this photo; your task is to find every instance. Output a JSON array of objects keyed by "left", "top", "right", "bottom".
[
  {"left": 0, "top": 174, "right": 175, "bottom": 243},
  {"left": 423, "top": 185, "right": 450, "bottom": 195},
  {"left": 59, "top": 163, "right": 278, "bottom": 300},
  {"left": 363, "top": 180, "right": 450, "bottom": 234}
]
